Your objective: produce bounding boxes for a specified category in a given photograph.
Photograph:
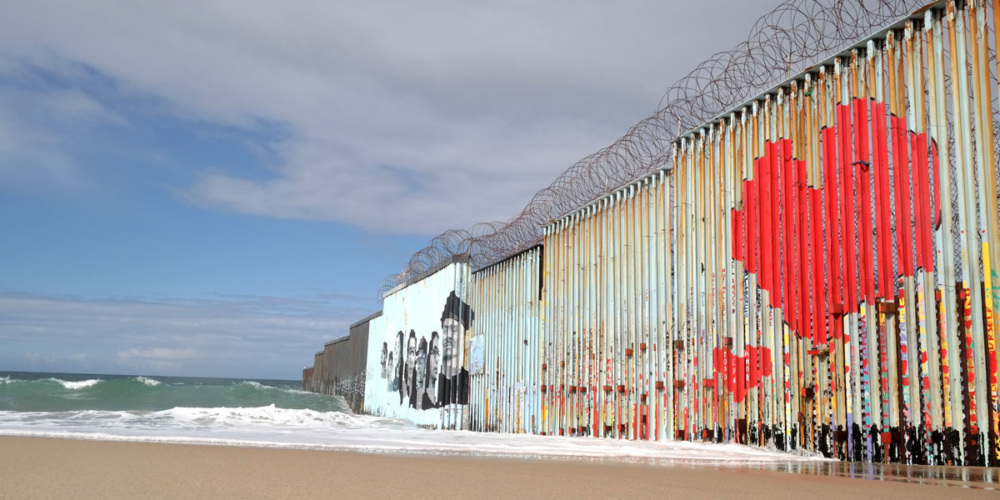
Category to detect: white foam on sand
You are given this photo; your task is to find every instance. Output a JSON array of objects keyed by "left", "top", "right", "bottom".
[{"left": 0, "top": 406, "right": 829, "bottom": 465}]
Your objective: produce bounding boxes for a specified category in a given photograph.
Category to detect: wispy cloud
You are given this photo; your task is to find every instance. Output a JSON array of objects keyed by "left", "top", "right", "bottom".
[
  {"left": 0, "top": 62, "right": 131, "bottom": 190},
  {"left": 116, "top": 347, "right": 199, "bottom": 360},
  {"left": 0, "top": 292, "right": 365, "bottom": 378}
]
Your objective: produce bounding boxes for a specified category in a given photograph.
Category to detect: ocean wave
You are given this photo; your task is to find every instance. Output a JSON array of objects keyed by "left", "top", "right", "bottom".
[
  {"left": 50, "top": 378, "right": 102, "bottom": 390},
  {"left": 234, "top": 380, "right": 314, "bottom": 397},
  {"left": 0, "top": 405, "right": 403, "bottom": 433},
  {"left": 134, "top": 377, "right": 161, "bottom": 387},
  {"left": 1, "top": 375, "right": 347, "bottom": 414},
  {"left": 155, "top": 404, "right": 386, "bottom": 428},
  {"left": 237, "top": 381, "right": 267, "bottom": 390}
]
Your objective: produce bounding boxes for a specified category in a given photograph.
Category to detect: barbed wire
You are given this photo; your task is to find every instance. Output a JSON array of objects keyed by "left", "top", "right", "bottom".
[{"left": 377, "top": 0, "right": 930, "bottom": 299}]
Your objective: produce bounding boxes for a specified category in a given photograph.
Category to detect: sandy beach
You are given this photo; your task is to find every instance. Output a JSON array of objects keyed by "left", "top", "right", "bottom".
[{"left": 0, "top": 436, "right": 996, "bottom": 499}]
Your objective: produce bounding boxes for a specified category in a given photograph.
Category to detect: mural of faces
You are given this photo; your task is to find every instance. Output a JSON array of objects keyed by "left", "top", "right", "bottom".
[
  {"left": 428, "top": 332, "right": 441, "bottom": 388},
  {"left": 381, "top": 290, "right": 474, "bottom": 411},
  {"left": 438, "top": 291, "right": 473, "bottom": 406},
  {"left": 404, "top": 330, "right": 417, "bottom": 401},
  {"left": 423, "top": 332, "right": 440, "bottom": 409}
]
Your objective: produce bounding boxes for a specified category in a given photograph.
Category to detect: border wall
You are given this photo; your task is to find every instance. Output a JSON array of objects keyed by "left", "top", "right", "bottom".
[
  {"left": 362, "top": 258, "right": 473, "bottom": 429},
  {"left": 304, "top": 0, "right": 1000, "bottom": 466},
  {"left": 662, "top": 0, "right": 999, "bottom": 465},
  {"left": 305, "top": 351, "right": 324, "bottom": 392},
  {"left": 542, "top": 172, "right": 672, "bottom": 441},
  {"left": 468, "top": 245, "right": 543, "bottom": 433},
  {"left": 302, "top": 311, "right": 378, "bottom": 413}
]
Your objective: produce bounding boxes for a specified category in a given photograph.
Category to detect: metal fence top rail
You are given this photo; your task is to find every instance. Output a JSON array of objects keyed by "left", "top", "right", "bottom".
[
  {"left": 382, "top": 254, "right": 471, "bottom": 299},
  {"left": 471, "top": 244, "right": 543, "bottom": 275},
  {"left": 545, "top": 168, "right": 668, "bottom": 232}
]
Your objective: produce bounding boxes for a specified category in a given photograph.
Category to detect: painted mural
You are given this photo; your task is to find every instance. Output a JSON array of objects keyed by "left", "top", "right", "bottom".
[{"left": 364, "top": 261, "right": 473, "bottom": 429}]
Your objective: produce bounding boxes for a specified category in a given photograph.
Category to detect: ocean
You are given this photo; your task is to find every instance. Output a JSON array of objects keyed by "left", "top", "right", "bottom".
[{"left": 0, "top": 370, "right": 823, "bottom": 466}]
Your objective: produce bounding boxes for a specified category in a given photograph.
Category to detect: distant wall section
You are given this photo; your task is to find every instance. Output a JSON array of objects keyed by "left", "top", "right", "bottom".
[{"left": 302, "top": 311, "right": 379, "bottom": 413}]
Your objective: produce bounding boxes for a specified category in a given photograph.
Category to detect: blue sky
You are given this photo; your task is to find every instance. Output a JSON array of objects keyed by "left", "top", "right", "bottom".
[{"left": 1, "top": 0, "right": 779, "bottom": 379}]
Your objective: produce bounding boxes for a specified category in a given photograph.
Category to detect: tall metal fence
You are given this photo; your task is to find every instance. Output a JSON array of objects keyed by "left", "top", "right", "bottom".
[
  {"left": 303, "top": 0, "right": 1000, "bottom": 466},
  {"left": 538, "top": 0, "right": 1000, "bottom": 465},
  {"left": 468, "top": 246, "right": 543, "bottom": 434}
]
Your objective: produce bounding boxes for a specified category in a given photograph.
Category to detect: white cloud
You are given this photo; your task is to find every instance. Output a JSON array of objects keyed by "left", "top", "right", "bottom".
[
  {"left": 0, "top": 292, "right": 364, "bottom": 379},
  {"left": 0, "top": 73, "right": 130, "bottom": 189},
  {"left": 116, "top": 347, "right": 198, "bottom": 360},
  {"left": 0, "top": 96, "right": 83, "bottom": 188},
  {"left": 24, "top": 352, "right": 56, "bottom": 364},
  {"left": 0, "top": 0, "right": 781, "bottom": 235}
]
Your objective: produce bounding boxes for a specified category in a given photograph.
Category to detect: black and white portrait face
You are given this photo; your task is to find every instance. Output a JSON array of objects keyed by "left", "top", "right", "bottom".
[
  {"left": 404, "top": 332, "right": 417, "bottom": 396},
  {"left": 428, "top": 334, "right": 441, "bottom": 385},
  {"left": 441, "top": 317, "right": 462, "bottom": 378},
  {"left": 406, "top": 335, "right": 417, "bottom": 367},
  {"left": 415, "top": 342, "right": 427, "bottom": 390}
]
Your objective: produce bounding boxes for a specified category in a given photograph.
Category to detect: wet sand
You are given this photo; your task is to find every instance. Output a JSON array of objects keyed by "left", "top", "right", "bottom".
[{"left": 0, "top": 436, "right": 995, "bottom": 499}]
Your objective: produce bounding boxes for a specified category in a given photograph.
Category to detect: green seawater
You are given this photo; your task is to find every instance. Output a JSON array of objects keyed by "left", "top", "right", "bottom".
[{"left": 0, "top": 371, "right": 348, "bottom": 413}]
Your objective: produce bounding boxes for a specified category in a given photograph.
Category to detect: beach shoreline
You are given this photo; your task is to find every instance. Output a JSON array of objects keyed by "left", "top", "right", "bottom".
[{"left": 1, "top": 435, "right": 995, "bottom": 499}]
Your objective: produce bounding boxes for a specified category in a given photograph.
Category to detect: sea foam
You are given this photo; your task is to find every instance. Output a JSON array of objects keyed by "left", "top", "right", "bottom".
[
  {"left": 0, "top": 406, "right": 828, "bottom": 465},
  {"left": 135, "top": 377, "right": 161, "bottom": 387},
  {"left": 0, "top": 373, "right": 829, "bottom": 465}
]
